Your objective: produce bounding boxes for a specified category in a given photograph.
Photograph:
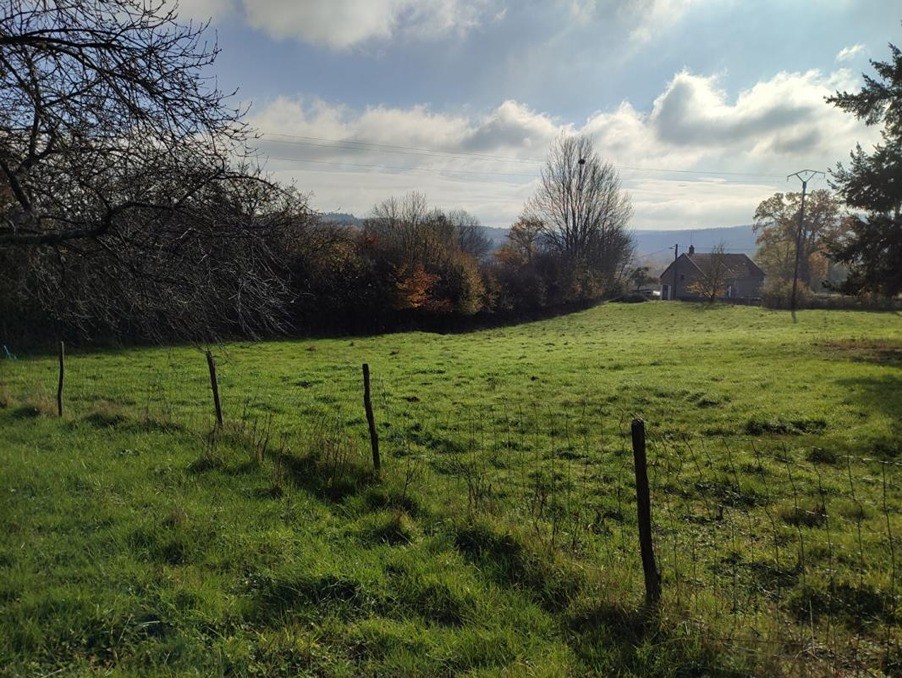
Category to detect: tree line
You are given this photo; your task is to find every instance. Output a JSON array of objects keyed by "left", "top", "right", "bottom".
[{"left": 0, "top": 1, "right": 633, "bottom": 344}]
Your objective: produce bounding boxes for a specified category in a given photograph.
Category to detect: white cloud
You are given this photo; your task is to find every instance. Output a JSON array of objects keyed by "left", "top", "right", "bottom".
[
  {"left": 561, "top": 0, "right": 597, "bottom": 24},
  {"left": 835, "top": 44, "right": 864, "bottom": 62},
  {"left": 557, "top": 0, "right": 715, "bottom": 43},
  {"left": 234, "top": 0, "right": 498, "bottom": 49},
  {"left": 248, "top": 96, "right": 557, "bottom": 220},
  {"left": 626, "top": 0, "right": 708, "bottom": 43},
  {"left": 250, "top": 97, "right": 560, "bottom": 160},
  {"left": 172, "top": 0, "right": 237, "bottom": 21},
  {"left": 247, "top": 68, "right": 876, "bottom": 229},
  {"left": 646, "top": 69, "right": 867, "bottom": 161},
  {"left": 183, "top": 0, "right": 713, "bottom": 50},
  {"left": 461, "top": 100, "right": 562, "bottom": 152}
]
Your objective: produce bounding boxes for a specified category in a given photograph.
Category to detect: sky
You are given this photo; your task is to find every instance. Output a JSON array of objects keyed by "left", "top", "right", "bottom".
[{"left": 177, "top": 0, "right": 896, "bottom": 230}]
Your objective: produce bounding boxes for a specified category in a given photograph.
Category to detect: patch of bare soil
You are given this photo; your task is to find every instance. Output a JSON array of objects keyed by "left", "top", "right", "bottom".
[{"left": 822, "top": 339, "right": 902, "bottom": 366}]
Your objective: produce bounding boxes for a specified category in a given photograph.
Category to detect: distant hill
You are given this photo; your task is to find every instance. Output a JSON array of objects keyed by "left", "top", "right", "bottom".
[
  {"left": 318, "top": 214, "right": 757, "bottom": 269},
  {"left": 632, "top": 225, "right": 757, "bottom": 257},
  {"left": 321, "top": 212, "right": 363, "bottom": 227},
  {"left": 483, "top": 225, "right": 759, "bottom": 257},
  {"left": 632, "top": 225, "right": 758, "bottom": 272},
  {"left": 320, "top": 213, "right": 510, "bottom": 250},
  {"left": 482, "top": 226, "right": 509, "bottom": 248}
]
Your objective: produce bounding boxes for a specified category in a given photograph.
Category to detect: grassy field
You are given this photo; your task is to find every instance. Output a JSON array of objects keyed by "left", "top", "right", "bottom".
[{"left": 0, "top": 302, "right": 899, "bottom": 675}]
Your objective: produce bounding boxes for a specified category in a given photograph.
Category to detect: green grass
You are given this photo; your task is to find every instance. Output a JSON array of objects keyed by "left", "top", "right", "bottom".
[{"left": 0, "top": 303, "right": 899, "bottom": 675}]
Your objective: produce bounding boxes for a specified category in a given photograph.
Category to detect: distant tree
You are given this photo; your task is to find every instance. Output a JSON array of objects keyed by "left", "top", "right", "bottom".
[
  {"left": 363, "top": 193, "right": 486, "bottom": 315},
  {"left": 366, "top": 192, "right": 431, "bottom": 262},
  {"left": 393, "top": 261, "right": 441, "bottom": 311},
  {"left": 428, "top": 249, "right": 485, "bottom": 315},
  {"left": 446, "top": 209, "right": 492, "bottom": 260},
  {"left": 523, "top": 134, "right": 633, "bottom": 296},
  {"left": 687, "top": 243, "right": 735, "bottom": 302},
  {"left": 0, "top": 0, "right": 290, "bottom": 340},
  {"left": 276, "top": 219, "right": 393, "bottom": 333},
  {"left": 491, "top": 217, "right": 548, "bottom": 312},
  {"left": 752, "top": 190, "right": 844, "bottom": 290},
  {"left": 628, "top": 265, "right": 656, "bottom": 290},
  {"left": 498, "top": 216, "right": 545, "bottom": 266},
  {"left": 826, "top": 36, "right": 902, "bottom": 297}
]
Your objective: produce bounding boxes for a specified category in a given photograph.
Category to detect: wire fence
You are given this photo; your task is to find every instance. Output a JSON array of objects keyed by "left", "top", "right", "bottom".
[{"left": 1, "top": 348, "right": 898, "bottom": 673}]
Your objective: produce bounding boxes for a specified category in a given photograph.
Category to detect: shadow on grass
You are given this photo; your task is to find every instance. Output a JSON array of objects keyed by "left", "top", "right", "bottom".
[
  {"left": 382, "top": 562, "right": 476, "bottom": 626},
  {"left": 837, "top": 375, "right": 902, "bottom": 458},
  {"left": 565, "top": 600, "right": 748, "bottom": 676},
  {"left": 82, "top": 410, "right": 129, "bottom": 428},
  {"left": 279, "top": 452, "right": 377, "bottom": 503},
  {"left": 248, "top": 567, "right": 475, "bottom": 629},
  {"left": 452, "top": 519, "right": 583, "bottom": 612},
  {"left": 10, "top": 405, "right": 43, "bottom": 419},
  {"left": 361, "top": 485, "right": 421, "bottom": 517},
  {"left": 66, "top": 406, "right": 186, "bottom": 434},
  {"left": 744, "top": 416, "right": 827, "bottom": 436},
  {"left": 354, "top": 510, "right": 418, "bottom": 547},
  {"left": 246, "top": 572, "right": 374, "bottom": 623},
  {"left": 823, "top": 339, "right": 902, "bottom": 368},
  {"left": 6, "top": 593, "right": 177, "bottom": 671},
  {"left": 787, "top": 582, "right": 898, "bottom": 632}
]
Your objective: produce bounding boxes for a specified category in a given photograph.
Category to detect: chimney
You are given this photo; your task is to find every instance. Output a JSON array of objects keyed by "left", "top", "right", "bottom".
[{"left": 688, "top": 245, "right": 695, "bottom": 256}]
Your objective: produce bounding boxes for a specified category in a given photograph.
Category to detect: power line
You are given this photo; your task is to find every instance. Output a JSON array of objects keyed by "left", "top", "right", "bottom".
[
  {"left": 262, "top": 153, "right": 788, "bottom": 186},
  {"left": 261, "top": 132, "right": 541, "bottom": 165},
  {"left": 639, "top": 246, "right": 676, "bottom": 257},
  {"left": 264, "top": 154, "right": 787, "bottom": 186},
  {"left": 257, "top": 130, "right": 788, "bottom": 180},
  {"left": 620, "top": 166, "right": 781, "bottom": 178},
  {"left": 263, "top": 155, "right": 540, "bottom": 178}
]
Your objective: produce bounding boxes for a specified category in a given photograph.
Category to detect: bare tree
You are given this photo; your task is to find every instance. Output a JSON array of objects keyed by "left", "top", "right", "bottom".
[
  {"left": 0, "top": 0, "right": 245, "bottom": 244},
  {"left": 365, "top": 193, "right": 490, "bottom": 263},
  {"left": 365, "top": 192, "right": 431, "bottom": 262},
  {"left": 0, "top": 0, "right": 295, "bottom": 341},
  {"left": 446, "top": 209, "right": 491, "bottom": 260},
  {"left": 524, "top": 134, "right": 633, "bottom": 292}
]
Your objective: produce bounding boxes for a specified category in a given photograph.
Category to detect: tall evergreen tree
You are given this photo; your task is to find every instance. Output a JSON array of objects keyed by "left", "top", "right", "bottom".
[{"left": 826, "top": 38, "right": 902, "bottom": 296}]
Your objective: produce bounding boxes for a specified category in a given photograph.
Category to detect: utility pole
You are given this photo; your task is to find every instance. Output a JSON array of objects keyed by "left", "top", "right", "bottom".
[
  {"left": 787, "top": 169, "right": 824, "bottom": 320},
  {"left": 671, "top": 244, "right": 679, "bottom": 300}
]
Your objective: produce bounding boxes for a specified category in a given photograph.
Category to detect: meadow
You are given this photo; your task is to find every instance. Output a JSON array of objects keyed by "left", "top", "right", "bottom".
[{"left": 0, "top": 302, "right": 899, "bottom": 676}]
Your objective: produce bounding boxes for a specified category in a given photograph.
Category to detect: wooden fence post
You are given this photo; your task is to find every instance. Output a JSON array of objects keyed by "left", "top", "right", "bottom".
[
  {"left": 206, "top": 350, "right": 223, "bottom": 428},
  {"left": 631, "top": 418, "right": 661, "bottom": 607},
  {"left": 57, "top": 341, "right": 64, "bottom": 418},
  {"left": 362, "top": 363, "right": 380, "bottom": 471}
]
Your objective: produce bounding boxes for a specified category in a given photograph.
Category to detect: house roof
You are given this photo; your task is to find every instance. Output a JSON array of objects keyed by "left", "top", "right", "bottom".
[{"left": 659, "top": 252, "right": 765, "bottom": 281}]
